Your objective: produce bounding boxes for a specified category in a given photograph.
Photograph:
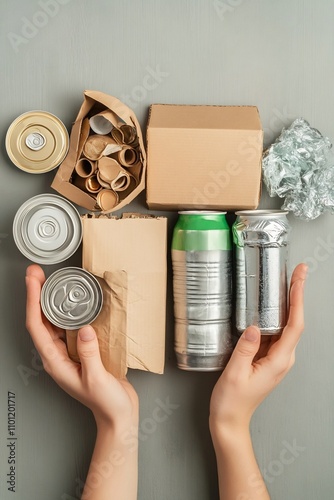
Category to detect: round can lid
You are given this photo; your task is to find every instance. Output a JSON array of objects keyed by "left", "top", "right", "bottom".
[
  {"left": 5, "top": 111, "right": 69, "bottom": 174},
  {"left": 41, "top": 267, "right": 103, "bottom": 330},
  {"left": 13, "top": 194, "right": 82, "bottom": 264}
]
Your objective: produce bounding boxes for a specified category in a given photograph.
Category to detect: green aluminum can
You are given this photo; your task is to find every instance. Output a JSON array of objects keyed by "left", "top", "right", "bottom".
[{"left": 171, "top": 211, "right": 232, "bottom": 371}]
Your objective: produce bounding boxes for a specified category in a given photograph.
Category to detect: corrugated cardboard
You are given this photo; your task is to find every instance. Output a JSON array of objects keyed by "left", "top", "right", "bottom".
[
  {"left": 66, "top": 213, "right": 167, "bottom": 378},
  {"left": 146, "top": 104, "right": 263, "bottom": 210},
  {"left": 51, "top": 90, "right": 146, "bottom": 213}
]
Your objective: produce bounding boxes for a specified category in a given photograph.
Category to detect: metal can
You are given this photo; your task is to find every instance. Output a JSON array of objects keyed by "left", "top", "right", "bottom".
[
  {"left": 172, "top": 211, "right": 232, "bottom": 371},
  {"left": 41, "top": 267, "right": 103, "bottom": 330},
  {"left": 233, "top": 210, "right": 290, "bottom": 335},
  {"left": 13, "top": 194, "right": 82, "bottom": 265},
  {"left": 6, "top": 111, "right": 69, "bottom": 173}
]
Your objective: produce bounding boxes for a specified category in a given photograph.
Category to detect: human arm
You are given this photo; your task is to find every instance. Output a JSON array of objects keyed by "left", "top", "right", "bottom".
[
  {"left": 209, "top": 263, "right": 307, "bottom": 500},
  {"left": 25, "top": 264, "right": 139, "bottom": 500}
]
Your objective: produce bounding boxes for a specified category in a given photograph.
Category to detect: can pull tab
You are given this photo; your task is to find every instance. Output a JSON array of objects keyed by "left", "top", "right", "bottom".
[
  {"left": 25, "top": 132, "right": 46, "bottom": 151},
  {"left": 54, "top": 284, "right": 89, "bottom": 316}
]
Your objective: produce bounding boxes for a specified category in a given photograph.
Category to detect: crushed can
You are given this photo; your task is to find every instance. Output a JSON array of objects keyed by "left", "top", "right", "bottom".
[{"left": 233, "top": 210, "right": 290, "bottom": 335}]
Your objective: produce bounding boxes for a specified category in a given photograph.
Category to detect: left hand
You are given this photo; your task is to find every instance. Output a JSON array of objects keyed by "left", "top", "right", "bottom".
[{"left": 25, "top": 264, "right": 139, "bottom": 431}]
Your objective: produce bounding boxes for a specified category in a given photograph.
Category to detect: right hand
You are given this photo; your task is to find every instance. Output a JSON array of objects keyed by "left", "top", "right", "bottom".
[{"left": 210, "top": 263, "right": 307, "bottom": 432}]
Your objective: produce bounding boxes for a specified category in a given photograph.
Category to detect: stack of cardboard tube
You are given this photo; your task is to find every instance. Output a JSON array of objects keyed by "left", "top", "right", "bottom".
[{"left": 72, "top": 110, "right": 142, "bottom": 211}]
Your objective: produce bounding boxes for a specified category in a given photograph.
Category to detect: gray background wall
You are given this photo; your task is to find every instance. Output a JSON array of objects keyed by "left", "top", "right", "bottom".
[{"left": 0, "top": 0, "right": 333, "bottom": 499}]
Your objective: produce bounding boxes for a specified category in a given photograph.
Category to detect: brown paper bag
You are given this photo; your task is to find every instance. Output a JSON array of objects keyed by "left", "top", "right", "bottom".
[
  {"left": 51, "top": 90, "right": 146, "bottom": 213},
  {"left": 66, "top": 213, "right": 167, "bottom": 378}
]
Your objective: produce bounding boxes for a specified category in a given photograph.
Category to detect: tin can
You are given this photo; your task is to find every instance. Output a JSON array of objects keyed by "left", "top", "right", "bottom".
[
  {"left": 233, "top": 210, "right": 290, "bottom": 335},
  {"left": 13, "top": 194, "right": 82, "bottom": 265},
  {"left": 6, "top": 111, "right": 69, "bottom": 173},
  {"left": 172, "top": 211, "right": 232, "bottom": 371},
  {"left": 41, "top": 267, "right": 103, "bottom": 330}
]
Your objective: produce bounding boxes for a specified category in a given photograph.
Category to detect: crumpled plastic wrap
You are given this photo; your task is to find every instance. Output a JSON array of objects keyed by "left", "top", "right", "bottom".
[{"left": 262, "top": 118, "right": 334, "bottom": 220}]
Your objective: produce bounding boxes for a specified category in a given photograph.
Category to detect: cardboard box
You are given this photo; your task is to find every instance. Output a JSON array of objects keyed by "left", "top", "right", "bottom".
[
  {"left": 146, "top": 104, "right": 263, "bottom": 211},
  {"left": 52, "top": 90, "right": 146, "bottom": 213},
  {"left": 66, "top": 213, "right": 167, "bottom": 378}
]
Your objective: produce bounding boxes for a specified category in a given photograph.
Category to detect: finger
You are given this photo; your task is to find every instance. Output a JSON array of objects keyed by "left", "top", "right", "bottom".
[
  {"left": 25, "top": 264, "right": 46, "bottom": 334},
  {"left": 76, "top": 326, "right": 106, "bottom": 375},
  {"left": 274, "top": 263, "right": 307, "bottom": 356},
  {"left": 26, "top": 268, "right": 83, "bottom": 392},
  {"left": 26, "top": 270, "right": 48, "bottom": 338},
  {"left": 289, "top": 262, "right": 308, "bottom": 288},
  {"left": 253, "top": 335, "right": 275, "bottom": 362},
  {"left": 26, "top": 265, "right": 65, "bottom": 341},
  {"left": 225, "top": 326, "right": 261, "bottom": 375},
  {"left": 25, "top": 273, "right": 56, "bottom": 357},
  {"left": 41, "top": 313, "right": 66, "bottom": 342},
  {"left": 26, "top": 264, "right": 46, "bottom": 285},
  {"left": 43, "top": 320, "right": 66, "bottom": 342}
]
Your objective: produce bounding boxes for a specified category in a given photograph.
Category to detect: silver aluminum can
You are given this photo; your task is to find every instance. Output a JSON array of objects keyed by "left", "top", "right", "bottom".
[
  {"left": 233, "top": 210, "right": 290, "bottom": 335},
  {"left": 172, "top": 211, "right": 232, "bottom": 371},
  {"left": 13, "top": 194, "right": 82, "bottom": 265},
  {"left": 41, "top": 267, "right": 103, "bottom": 330}
]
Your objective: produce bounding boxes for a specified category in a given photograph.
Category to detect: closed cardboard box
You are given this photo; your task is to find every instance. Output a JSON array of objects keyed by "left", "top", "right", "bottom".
[{"left": 146, "top": 104, "right": 263, "bottom": 211}]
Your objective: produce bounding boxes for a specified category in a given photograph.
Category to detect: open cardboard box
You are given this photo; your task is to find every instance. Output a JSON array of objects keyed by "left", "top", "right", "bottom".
[
  {"left": 66, "top": 213, "right": 168, "bottom": 378},
  {"left": 146, "top": 104, "right": 263, "bottom": 211},
  {"left": 52, "top": 90, "right": 146, "bottom": 213}
]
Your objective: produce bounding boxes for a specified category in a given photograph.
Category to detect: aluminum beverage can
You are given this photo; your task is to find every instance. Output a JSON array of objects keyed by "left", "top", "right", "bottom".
[
  {"left": 172, "top": 211, "right": 232, "bottom": 371},
  {"left": 6, "top": 111, "right": 69, "bottom": 173},
  {"left": 41, "top": 267, "right": 103, "bottom": 330},
  {"left": 233, "top": 210, "right": 290, "bottom": 335},
  {"left": 13, "top": 194, "right": 82, "bottom": 265}
]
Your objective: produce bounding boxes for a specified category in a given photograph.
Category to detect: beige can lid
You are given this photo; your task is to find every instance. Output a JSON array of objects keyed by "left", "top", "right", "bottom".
[{"left": 5, "top": 111, "right": 69, "bottom": 174}]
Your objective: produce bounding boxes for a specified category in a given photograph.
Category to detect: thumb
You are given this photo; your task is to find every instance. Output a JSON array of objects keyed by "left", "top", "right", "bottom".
[
  {"left": 77, "top": 325, "right": 104, "bottom": 373},
  {"left": 227, "top": 326, "right": 261, "bottom": 373}
]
